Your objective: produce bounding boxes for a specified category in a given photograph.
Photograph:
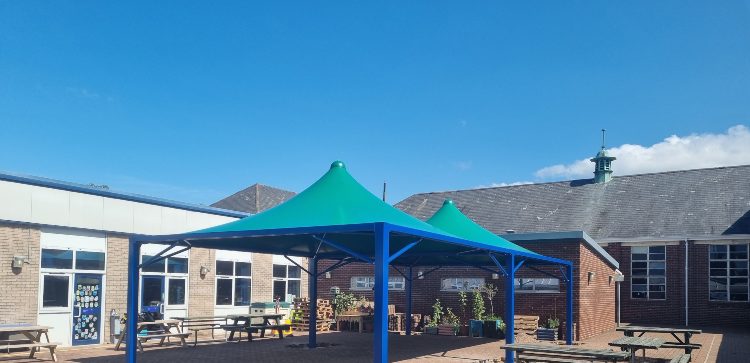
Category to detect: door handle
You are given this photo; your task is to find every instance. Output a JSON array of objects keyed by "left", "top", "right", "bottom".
[{"left": 74, "top": 303, "right": 82, "bottom": 318}]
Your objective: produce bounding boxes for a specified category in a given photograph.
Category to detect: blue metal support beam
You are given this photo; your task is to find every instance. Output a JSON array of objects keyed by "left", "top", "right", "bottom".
[
  {"left": 139, "top": 241, "right": 190, "bottom": 269},
  {"left": 514, "top": 259, "right": 525, "bottom": 273},
  {"left": 312, "top": 235, "right": 373, "bottom": 263},
  {"left": 284, "top": 255, "right": 312, "bottom": 276},
  {"left": 308, "top": 256, "right": 318, "bottom": 348},
  {"left": 417, "top": 265, "right": 443, "bottom": 279},
  {"left": 405, "top": 266, "right": 413, "bottom": 336},
  {"left": 388, "top": 239, "right": 421, "bottom": 264},
  {"left": 392, "top": 266, "right": 409, "bottom": 281},
  {"left": 559, "top": 265, "right": 570, "bottom": 283},
  {"left": 489, "top": 253, "right": 508, "bottom": 277},
  {"left": 373, "top": 223, "right": 390, "bottom": 363},
  {"left": 126, "top": 239, "right": 141, "bottom": 363},
  {"left": 505, "top": 254, "right": 516, "bottom": 363},
  {"left": 566, "top": 264, "right": 574, "bottom": 345},
  {"left": 317, "top": 258, "right": 355, "bottom": 277}
]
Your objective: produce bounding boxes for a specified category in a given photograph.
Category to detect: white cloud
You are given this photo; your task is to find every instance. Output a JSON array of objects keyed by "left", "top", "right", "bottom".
[
  {"left": 535, "top": 125, "right": 750, "bottom": 180},
  {"left": 453, "top": 160, "right": 473, "bottom": 171}
]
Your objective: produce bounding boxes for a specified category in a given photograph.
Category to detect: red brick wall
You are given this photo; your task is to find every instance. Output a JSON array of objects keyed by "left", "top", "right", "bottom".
[
  {"left": 317, "top": 240, "right": 617, "bottom": 340},
  {"left": 603, "top": 242, "right": 750, "bottom": 328}
]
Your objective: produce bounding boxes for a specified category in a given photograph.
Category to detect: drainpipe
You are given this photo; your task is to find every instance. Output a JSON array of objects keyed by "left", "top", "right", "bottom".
[{"left": 685, "top": 238, "right": 689, "bottom": 327}]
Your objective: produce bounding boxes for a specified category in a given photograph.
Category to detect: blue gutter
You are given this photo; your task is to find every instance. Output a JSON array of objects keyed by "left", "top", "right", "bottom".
[{"left": 0, "top": 171, "right": 248, "bottom": 219}]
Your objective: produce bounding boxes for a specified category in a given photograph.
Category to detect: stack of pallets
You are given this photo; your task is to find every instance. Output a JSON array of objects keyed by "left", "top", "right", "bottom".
[
  {"left": 514, "top": 315, "right": 540, "bottom": 336},
  {"left": 291, "top": 298, "right": 333, "bottom": 332}
]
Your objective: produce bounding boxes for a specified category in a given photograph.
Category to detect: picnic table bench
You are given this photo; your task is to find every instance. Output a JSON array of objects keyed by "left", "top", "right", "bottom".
[
  {"left": 115, "top": 320, "right": 191, "bottom": 352},
  {"left": 174, "top": 316, "right": 229, "bottom": 346},
  {"left": 222, "top": 314, "right": 290, "bottom": 342},
  {"left": 609, "top": 336, "right": 664, "bottom": 363},
  {"left": 0, "top": 325, "right": 60, "bottom": 362},
  {"left": 504, "top": 343, "right": 630, "bottom": 363},
  {"left": 616, "top": 326, "right": 700, "bottom": 362}
]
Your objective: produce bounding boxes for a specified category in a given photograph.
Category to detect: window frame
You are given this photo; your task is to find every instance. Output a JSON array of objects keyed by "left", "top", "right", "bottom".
[
  {"left": 349, "top": 276, "right": 406, "bottom": 291},
  {"left": 140, "top": 254, "right": 189, "bottom": 308},
  {"left": 39, "top": 247, "right": 107, "bottom": 313},
  {"left": 709, "top": 243, "right": 749, "bottom": 302},
  {"left": 439, "top": 277, "right": 485, "bottom": 292},
  {"left": 630, "top": 245, "right": 667, "bottom": 300},
  {"left": 215, "top": 259, "right": 253, "bottom": 306},
  {"left": 514, "top": 277, "right": 561, "bottom": 293},
  {"left": 272, "top": 264, "right": 302, "bottom": 301}
]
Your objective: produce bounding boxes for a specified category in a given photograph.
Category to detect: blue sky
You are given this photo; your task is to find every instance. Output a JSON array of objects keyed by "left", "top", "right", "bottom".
[{"left": 1, "top": 1, "right": 749, "bottom": 205}]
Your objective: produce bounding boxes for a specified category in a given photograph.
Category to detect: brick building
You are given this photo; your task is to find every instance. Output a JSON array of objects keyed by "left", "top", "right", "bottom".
[{"left": 0, "top": 174, "right": 307, "bottom": 347}]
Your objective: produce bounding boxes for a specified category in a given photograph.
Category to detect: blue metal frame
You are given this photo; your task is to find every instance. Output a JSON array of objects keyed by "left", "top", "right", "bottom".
[
  {"left": 124, "top": 221, "right": 573, "bottom": 363},
  {"left": 309, "top": 256, "right": 318, "bottom": 347},
  {"left": 505, "top": 254, "right": 516, "bottom": 363}
]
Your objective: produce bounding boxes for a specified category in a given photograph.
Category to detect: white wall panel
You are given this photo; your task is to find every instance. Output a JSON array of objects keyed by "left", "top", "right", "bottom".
[
  {"left": 40, "top": 227, "right": 106, "bottom": 251},
  {"left": 102, "top": 198, "right": 134, "bottom": 233},
  {"left": 160, "top": 208, "right": 187, "bottom": 234},
  {"left": 69, "top": 192, "right": 103, "bottom": 230},
  {"left": 133, "top": 204, "right": 162, "bottom": 235},
  {"left": 186, "top": 212, "right": 235, "bottom": 231},
  {"left": 0, "top": 180, "right": 32, "bottom": 222},
  {"left": 31, "top": 186, "right": 70, "bottom": 226}
]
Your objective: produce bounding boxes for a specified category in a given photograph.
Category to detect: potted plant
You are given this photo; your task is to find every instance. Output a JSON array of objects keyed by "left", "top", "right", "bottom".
[
  {"left": 424, "top": 299, "right": 443, "bottom": 335},
  {"left": 483, "top": 315, "right": 505, "bottom": 339},
  {"left": 457, "top": 290, "right": 469, "bottom": 336},
  {"left": 438, "top": 307, "right": 460, "bottom": 336},
  {"left": 468, "top": 289, "right": 485, "bottom": 337},
  {"left": 481, "top": 283, "right": 502, "bottom": 338},
  {"left": 537, "top": 317, "right": 559, "bottom": 341}
]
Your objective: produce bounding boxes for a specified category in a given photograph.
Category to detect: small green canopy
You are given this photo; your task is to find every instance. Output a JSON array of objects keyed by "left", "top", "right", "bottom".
[
  {"left": 427, "top": 199, "right": 538, "bottom": 256},
  {"left": 199, "top": 161, "right": 448, "bottom": 236}
]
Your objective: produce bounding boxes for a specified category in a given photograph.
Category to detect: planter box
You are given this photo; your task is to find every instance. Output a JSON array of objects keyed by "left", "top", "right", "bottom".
[
  {"left": 468, "top": 320, "right": 483, "bottom": 338},
  {"left": 483, "top": 320, "right": 501, "bottom": 339},
  {"left": 458, "top": 325, "right": 469, "bottom": 336},
  {"left": 536, "top": 327, "right": 558, "bottom": 341},
  {"left": 424, "top": 326, "right": 439, "bottom": 335},
  {"left": 437, "top": 325, "right": 457, "bottom": 336}
]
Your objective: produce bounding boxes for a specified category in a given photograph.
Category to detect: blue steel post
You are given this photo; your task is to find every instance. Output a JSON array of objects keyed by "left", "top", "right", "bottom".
[
  {"left": 308, "top": 256, "right": 318, "bottom": 348},
  {"left": 405, "top": 266, "right": 413, "bottom": 336},
  {"left": 505, "top": 254, "right": 516, "bottom": 363},
  {"left": 373, "top": 223, "right": 390, "bottom": 363},
  {"left": 126, "top": 239, "right": 141, "bottom": 363},
  {"left": 566, "top": 264, "right": 573, "bottom": 345}
]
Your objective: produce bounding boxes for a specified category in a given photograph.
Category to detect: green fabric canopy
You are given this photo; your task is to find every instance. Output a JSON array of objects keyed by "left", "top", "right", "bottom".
[
  {"left": 426, "top": 199, "right": 539, "bottom": 256},
  {"left": 198, "top": 161, "right": 449, "bottom": 236}
]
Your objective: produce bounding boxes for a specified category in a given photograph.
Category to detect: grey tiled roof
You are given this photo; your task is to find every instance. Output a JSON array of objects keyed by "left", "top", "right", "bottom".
[
  {"left": 396, "top": 165, "right": 750, "bottom": 241},
  {"left": 211, "top": 184, "right": 296, "bottom": 214}
]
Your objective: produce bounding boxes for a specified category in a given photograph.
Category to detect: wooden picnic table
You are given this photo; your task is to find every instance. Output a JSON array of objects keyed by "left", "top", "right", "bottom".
[
  {"left": 0, "top": 325, "right": 59, "bottom": 362},
  {"left": 609, "top": 336, "right": 665, "bottom": 363},
  {"left": 223, "top": 314, "right": 287, "bottom": 342},
  {"left": 115, "top": 319, "right": 190, "bottom": 352},
  {"left": 337, "top": 313, "right": 369, "bottom": 333},
  {"left": 173, "top": 316, "right": 230, "bottom": 346},
  {"left": 616, "top": 326, "right": 702, "bottom": 355},
  {"left": 504, "top": 343, "right": 630, "bottom": 362}
]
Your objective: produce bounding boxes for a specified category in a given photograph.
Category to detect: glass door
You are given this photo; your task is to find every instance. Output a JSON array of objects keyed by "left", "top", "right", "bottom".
[
  {"left": 141, "top": 276, "right": 165, "bottom": 314},
  {"left": 71, "top": 273, "right": 103, "bottom": 346}
]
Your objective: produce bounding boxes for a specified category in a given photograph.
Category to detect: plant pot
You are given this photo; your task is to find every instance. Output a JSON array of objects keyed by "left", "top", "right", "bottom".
[
  {"left": 458, "top": 325, "right": 469, "bottom": 336},
  {"left": 483, "top": 320, "right": 502, "bottom": 339},
  {"left": 437, "top": 324, "right": 457, "bottom": 336},
  {"left": 536, "top": 327, "right": 558, "bottom": 341},
  {"left": 468, "top": 320, "right": 483, "bottom": 337}
]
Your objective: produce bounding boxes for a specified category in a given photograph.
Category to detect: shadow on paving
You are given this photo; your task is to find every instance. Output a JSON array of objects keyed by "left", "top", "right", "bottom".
[{"left": 49, "top": 332, "right": 506, "bottom": 363}]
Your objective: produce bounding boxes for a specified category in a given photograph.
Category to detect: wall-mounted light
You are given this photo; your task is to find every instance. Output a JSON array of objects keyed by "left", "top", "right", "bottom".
[
  {"left": 11, "top": 256, "right": 28, "bottom": 269},
  {"left": 199, "top": 266, "right": 210, "bottom": 277},
  {"left": 588, "top": 271, "right": 596, "bottom": 284},
  {"left": 492, "top": 273, "right": 499, "bottom": 280},
  {"left": 325, "top": 271, "right": 331, "bottom": 279},
  {"left": 418, "top": 270, "right": 424, "bottom": 279}
]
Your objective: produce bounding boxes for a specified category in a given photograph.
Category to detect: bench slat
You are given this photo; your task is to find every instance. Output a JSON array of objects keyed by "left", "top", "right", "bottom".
[{"left": 1, "top": 342, "right": 59, "bottom": 349}]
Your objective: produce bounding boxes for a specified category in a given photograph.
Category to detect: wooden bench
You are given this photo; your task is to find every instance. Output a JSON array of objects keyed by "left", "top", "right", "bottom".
[
  {"left": 220, "top": 324, "right": 291, "bottom": 342},
  {"left": 2, "top": 342, "right": 60, "bottom": 362},
  {"left": 135, "top": 332, "right": 191, "bottom": 352},
  {"left": 177, "top": 317, "right": 228, "bottom": 347},
  {"left": 505, "top": 343, "right": 630, "bottom": 363},
  {"left": 669, "top": 354, "right": 691, "bottom": 363}
]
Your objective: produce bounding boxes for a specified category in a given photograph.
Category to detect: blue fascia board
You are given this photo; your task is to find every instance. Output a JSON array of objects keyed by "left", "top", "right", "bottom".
[
  {"left": 0, "top": 171, "right": 248, "bottom": 219},
  {"left": 504, "top": 230, "right": 619, "bottom": 269}
]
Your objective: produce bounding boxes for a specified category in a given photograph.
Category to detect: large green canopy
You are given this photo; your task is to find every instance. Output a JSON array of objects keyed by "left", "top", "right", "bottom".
[{"left": 426, "top": 199, "right": 539, "bottom": 256}]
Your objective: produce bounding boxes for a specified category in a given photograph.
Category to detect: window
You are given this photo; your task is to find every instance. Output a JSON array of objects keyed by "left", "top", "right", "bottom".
[
  {"left": 167, "top": 257, "right": 188, "bottom": 274},
  {"left": 631, "top": 246, "right": 666, "bottom": 300},
  {"left": 140, "top": 253, "right": 188, "bottom": 306},
  {"left": 76, "top": 251, "right": 105, "bottom": 270},
  {"left": 168, "top": 278, "right": 186, "bottom": 305},
  {"left": 709, "top": 244, "right": 749, "bottom": 302},
  {"left": 42, "top": 275, "right": 69, "bottom": 307},
  {"left": 349, "top": 276, "right": 405, "bottom": 291},
  {"left": 440, "top": 278, "right": 485, "bottom": 292},
  {"left": 215, "top": 260, "right": 252, "bottom": 306},
  {"left": 41, "top": 249, "right": 74, "bottom": 269},
  {"left": 141, "top": 255, "right": 166, "bottom": 273},
  {"left": 272, "top": 264, "right": 302, "bottom": 301},
  {"left": 514, "top": 278, "right": 560, "bottom": 293}
]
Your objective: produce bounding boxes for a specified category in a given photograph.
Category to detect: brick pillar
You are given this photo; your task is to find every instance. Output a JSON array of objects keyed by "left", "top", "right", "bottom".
[
  {"left": 188, "top": 248, "right": 215, "bottom": 317},
  {"left": 0, "top": 223, "right": 40, "bottom": 325},
  {"left": 253, "top": 253, "right": 274, "bottom": 302},
  {"left": 104, "top": 234, "right": 129, "bottom": 343}
]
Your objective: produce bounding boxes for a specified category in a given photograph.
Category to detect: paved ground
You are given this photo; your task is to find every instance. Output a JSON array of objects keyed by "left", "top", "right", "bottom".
[{"left": 1, "top": 327, "right": 747, "bottom": 362}]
